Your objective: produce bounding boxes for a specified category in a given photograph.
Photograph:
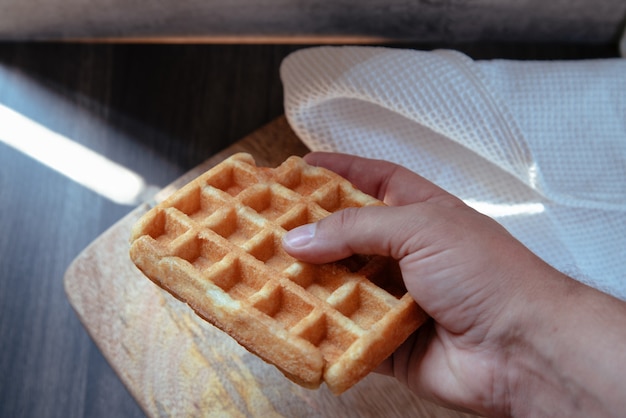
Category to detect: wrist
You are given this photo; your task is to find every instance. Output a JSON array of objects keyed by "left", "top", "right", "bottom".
[
  {"left": 494, "top": 268, "right": 574, "bottom": 416},
  {"left": 501, "top": 269, "right": 626, "bottom": 417}
]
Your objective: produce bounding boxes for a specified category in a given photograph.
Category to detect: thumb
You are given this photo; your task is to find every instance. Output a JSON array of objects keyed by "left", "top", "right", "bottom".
[{"left": 282, "top": 205, "right": 424, "bottom": 264}]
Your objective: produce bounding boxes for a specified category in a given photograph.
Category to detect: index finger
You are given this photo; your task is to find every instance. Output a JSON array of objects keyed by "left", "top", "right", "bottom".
[{"left": 304, "top": 152, "right": 459, "bottom": 206}]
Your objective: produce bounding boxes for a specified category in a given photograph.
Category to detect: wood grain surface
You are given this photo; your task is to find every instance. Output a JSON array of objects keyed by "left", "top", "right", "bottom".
[
  {"left": 0, "top": 41, "right": 620, "bottom": 418},
  {"left": 0, "top": 43, "right": 300, "bottom": 418}
]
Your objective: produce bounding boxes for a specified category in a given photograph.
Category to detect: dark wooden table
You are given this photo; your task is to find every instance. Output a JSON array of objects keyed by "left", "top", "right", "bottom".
[{"left": 0, "top": 41, "right": 619, "bottom": 418}]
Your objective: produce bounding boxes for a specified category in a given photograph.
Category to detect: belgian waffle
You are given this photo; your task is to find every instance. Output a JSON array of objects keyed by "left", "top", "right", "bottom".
[{"left": 129, "top": 153, "right": 426, "bottom": 394}]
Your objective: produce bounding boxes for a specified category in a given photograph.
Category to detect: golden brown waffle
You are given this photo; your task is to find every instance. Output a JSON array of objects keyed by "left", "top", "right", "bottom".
[{"left": 129, "top": 153, "right": 426, "bottom": 394}]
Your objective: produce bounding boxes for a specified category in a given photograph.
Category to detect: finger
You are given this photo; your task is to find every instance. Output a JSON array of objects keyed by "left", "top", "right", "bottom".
[
  {"left": 375, "top": 319, "right": 433, "bottom": 379},
  {"left": 304, "top": 152, "right": 457, "bottom": 206},
  {"left": 282, "top": 205, "right": 426, "bottom": 264}
]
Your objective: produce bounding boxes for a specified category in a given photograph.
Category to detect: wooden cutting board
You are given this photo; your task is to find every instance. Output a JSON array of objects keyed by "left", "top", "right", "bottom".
[{"left": 64, "top": 116, "right": 476, "bottom": 418}]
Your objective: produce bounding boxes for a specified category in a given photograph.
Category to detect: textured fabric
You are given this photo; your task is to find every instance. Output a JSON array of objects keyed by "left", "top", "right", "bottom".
[{"left": 280, "top": 46, "right": 626, "bottom": 300}]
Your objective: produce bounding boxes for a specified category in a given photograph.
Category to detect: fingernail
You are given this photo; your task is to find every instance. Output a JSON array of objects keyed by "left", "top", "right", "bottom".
[{"left": 283, "top": 223, "right": 316, "bottom": 249}]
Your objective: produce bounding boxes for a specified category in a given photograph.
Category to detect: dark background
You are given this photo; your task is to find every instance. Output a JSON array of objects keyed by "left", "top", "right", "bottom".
[{"left": 0, "top": 41, "right": 620, "bottom": 417}]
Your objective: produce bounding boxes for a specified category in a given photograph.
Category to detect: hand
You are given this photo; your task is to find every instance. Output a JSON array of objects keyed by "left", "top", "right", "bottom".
[{"left": 282, "top": 152, "right": 626, "bottom": 417}]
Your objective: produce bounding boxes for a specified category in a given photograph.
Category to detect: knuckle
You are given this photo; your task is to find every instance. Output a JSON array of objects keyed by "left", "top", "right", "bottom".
[
  {"left": 317, "top": 206, "right": 362, "bottom": 238},
  {"left": 336, "top": 206, "right": 362, "bottom": 230},
  {"left": 314, "top": 207, "right": 364, "bottom": 256}
]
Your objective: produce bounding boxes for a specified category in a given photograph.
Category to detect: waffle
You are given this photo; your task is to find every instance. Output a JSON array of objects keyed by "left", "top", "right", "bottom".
[{"left": 129, "top": 153, "right": 426, "bottom": 394}]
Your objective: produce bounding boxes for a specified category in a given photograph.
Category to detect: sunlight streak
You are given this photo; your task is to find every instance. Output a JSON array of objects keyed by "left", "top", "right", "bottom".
[
  {"left": 0, "top": 103, "right": 158, "bottom": 205},
  {"left": 464, "top": 199, "right": 546, "bottom": 218}
]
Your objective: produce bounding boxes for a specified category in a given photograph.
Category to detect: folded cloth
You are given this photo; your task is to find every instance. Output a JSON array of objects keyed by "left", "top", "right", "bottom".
[{"left": 280, "top": 46, "right": 626, "bottom": 300}]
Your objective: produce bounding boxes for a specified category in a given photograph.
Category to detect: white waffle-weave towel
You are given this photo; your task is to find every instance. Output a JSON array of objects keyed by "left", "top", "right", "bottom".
[{"left": 280, "top": 46, "right": 626, "bottom": 300}]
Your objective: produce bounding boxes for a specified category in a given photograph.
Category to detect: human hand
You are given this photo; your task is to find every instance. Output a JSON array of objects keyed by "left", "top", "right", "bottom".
[{"left": 282, "top": 152, "right": 571, "bottom": 416}]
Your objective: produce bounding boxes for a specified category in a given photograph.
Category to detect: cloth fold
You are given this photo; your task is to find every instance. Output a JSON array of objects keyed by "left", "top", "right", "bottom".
[{"left": 280, "top": 46, "right": 626, "bottom": 300}]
